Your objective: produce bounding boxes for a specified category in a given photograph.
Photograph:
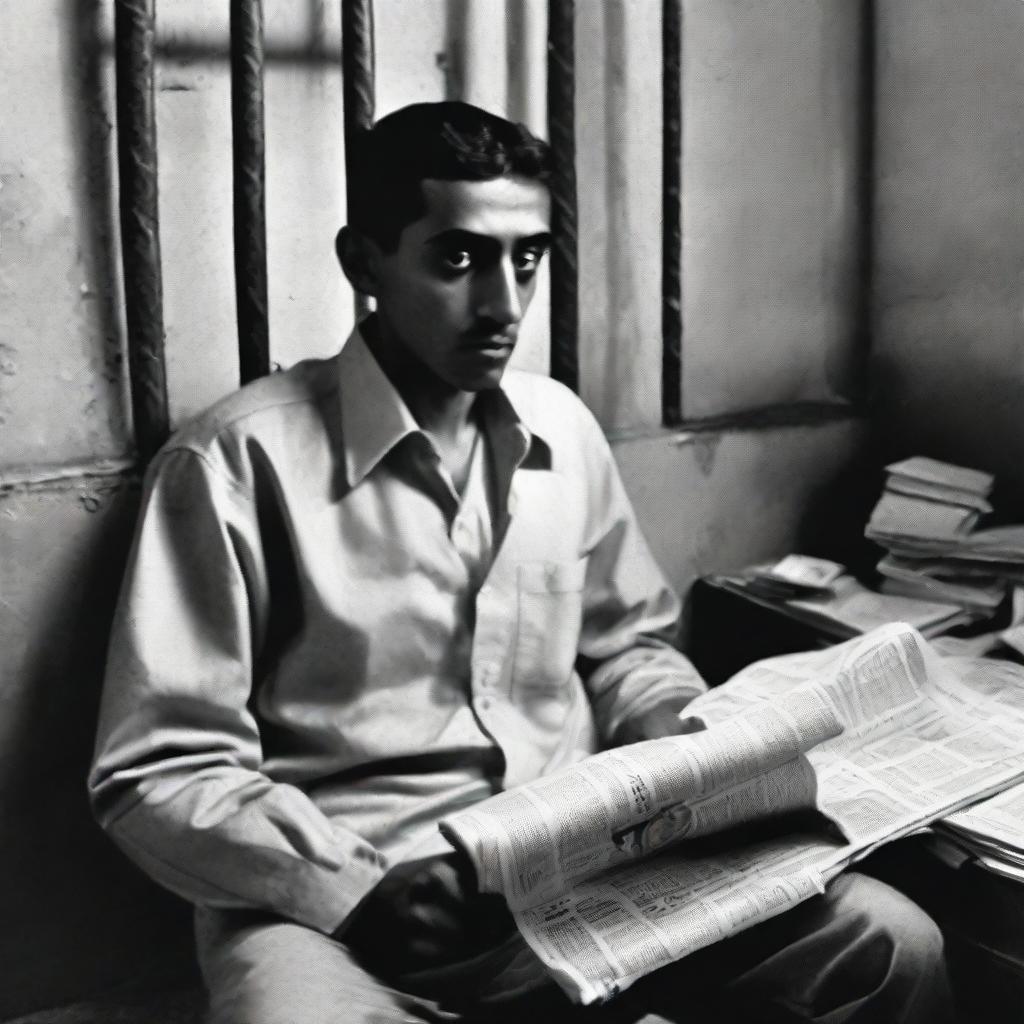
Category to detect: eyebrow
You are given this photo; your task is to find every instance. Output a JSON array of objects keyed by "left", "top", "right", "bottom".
[{"left": 423, "top": 228, "right": 553, "bottom": 250}]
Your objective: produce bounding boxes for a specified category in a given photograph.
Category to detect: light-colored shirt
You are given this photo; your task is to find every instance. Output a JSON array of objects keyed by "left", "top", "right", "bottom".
[{"left": 88, "top": 328, "right": 707, "bottom": 935}]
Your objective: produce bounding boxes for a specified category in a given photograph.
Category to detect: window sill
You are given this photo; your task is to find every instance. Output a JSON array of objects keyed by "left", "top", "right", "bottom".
[{"left": 606, "top": 401, "right": 862, "bottom": 445}]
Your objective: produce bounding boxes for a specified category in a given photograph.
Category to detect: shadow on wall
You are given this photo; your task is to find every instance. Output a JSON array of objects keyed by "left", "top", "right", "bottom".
[
  {"left": 869, "top": 351, "right": 1024, "bottom": 521},
  {"left": 0, "top": 482, "right": 198, "bottom": 1020},
  {"left": 794, "top": 439, "right": 888, "bottom": 579}
]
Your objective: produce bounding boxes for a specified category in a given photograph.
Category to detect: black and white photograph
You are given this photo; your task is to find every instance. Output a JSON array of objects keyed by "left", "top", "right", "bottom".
[{"left": 2, "top": 2, "right": 1023, "bottom": 1021}]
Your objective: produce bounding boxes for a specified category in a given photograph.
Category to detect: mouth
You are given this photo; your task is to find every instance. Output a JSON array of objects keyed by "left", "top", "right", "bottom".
[{"left": 462, "top": 335, "right": 516, "bottom": 355}]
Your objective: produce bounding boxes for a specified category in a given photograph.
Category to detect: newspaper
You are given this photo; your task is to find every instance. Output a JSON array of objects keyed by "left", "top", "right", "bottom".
[
  {"left": 440, "top": 624, "right": 1024, "bottom": 1005},
  {"left": 935, "top": 652, "right": 1024, "bottom": 876},
  {"left": 941, "top": 785, "right": 1024, "bottom": 868}
]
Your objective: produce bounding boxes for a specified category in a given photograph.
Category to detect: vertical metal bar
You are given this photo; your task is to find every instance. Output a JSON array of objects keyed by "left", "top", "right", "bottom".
[
  {"left": 230, "top": 0, "right": 271, "bottom": 383},
  {"left": 342, "top": 0, "right": 376, "bottom": 322},
  {"left": 546, "top": 0, "right": 579, "bottom": 393},
  {"left": 114, "top": 0, "right": 170, "bottom": 464},
  {"left": 661, "top": 0, "right": 683, "bottom": 425},
  {"left": 853, "top": 0, "right": 875, "bottom": 404}
]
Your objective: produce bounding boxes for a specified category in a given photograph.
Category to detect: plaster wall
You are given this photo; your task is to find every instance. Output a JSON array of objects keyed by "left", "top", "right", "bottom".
[
  {"left": 578, "top": 0, "right": 868, "bottom": 430},
  {"left": 680, "top": 0, "right": 867, "bottom": 421},
  {"left": 616, "top": 420, "right": 867, "bottom": 600},
  {"left": 0, "top": 2, "right": 129, "bottom": 468},
  {"left": 872, "top": 0, "right": 1024, "bottom": 508},
  {"left": 0, "top": 1, "right": 865, "bottom": 1013}
]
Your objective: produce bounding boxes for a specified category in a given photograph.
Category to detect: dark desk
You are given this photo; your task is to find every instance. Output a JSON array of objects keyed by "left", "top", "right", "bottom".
[{"left": 688, "top": 576, "right": 840, "bottom": 687}]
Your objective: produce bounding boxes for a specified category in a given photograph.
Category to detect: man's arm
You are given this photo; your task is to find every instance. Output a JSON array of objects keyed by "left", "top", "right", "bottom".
[
  {"left": 88, "top": 447, "right": 384, "bottom": 934},
  {"left": 571, "top": 410, "right": 709, "bottom": 747}
]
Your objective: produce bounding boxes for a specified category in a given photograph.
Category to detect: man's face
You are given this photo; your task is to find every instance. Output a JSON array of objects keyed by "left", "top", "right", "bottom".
[{"left": 368, "top": 175, "right": 551, "bottom": 392}]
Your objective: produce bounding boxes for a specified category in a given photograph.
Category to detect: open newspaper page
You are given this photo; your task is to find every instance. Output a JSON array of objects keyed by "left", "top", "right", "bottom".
[
  {"left": 442, "top": 624, "right": 1024, "bottom": 1006},
  {"left": 693, "top": 625, "right": 1024, "bottom": 859},
  {"left": 930, "top": 658, "right": 1024, "bottom": 876},
  {"left": 513, "top": 830, "right": 846, "bottom": 1005}
]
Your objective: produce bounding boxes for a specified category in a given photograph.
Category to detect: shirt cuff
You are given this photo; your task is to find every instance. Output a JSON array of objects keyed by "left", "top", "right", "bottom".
[
  {"left": 317, "top": 841, "right": 390, "bottom": 935},
  {"left": 591, "top": 650, "right": 708, "bottom": 743},
  {"left": 603, "top": 677, "right": 705, "bottom": 744}
]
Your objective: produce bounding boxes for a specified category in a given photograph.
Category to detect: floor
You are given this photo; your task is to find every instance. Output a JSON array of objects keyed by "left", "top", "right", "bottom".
[{"left": 4, "top": 988, "right": 204, "bottom": 1024}]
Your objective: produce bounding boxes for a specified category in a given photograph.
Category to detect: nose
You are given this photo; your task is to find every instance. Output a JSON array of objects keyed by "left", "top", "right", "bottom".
[{"left": 475, "top": 258, "right": 522, "bottom": 328}]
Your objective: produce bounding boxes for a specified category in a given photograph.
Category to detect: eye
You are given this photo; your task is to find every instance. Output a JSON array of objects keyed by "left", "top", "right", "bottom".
[
  {"left": 514, "top": 248, "right": 545, "bottom": 276},
  {"left": 441, "top": 249, "right": 473, "bottom": 272}
]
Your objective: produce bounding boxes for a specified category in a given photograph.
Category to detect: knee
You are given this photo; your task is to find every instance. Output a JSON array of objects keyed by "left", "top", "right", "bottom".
[
  {"left": 825, "top": 870, "right": 951, "bottom": 1015},
  {"left": 838, "top": 873, "right": 945, "bottom": 975},
  {"left": 747, "top": 872, "right": 952, "bottom": 1024}
]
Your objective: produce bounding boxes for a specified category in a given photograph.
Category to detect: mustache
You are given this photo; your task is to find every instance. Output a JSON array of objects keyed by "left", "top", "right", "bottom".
[{"left": 464, "top": 320, "right": 517, "bottom": 344}]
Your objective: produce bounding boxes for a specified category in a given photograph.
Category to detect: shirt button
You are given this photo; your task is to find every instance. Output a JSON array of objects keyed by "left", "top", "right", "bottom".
[{"left": 479, "top": 697, "right": 492, "bottom": 711}]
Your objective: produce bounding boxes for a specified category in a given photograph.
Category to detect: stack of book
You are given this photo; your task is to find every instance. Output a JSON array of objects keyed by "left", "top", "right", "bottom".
[
  {"left": 877, "top": 554, "right": 1006, "bottom": 615},
  {"left": 865, "top": 457, "right": 1008, "bottom": 621},
  {"left": 866, "top": 456, "right": 994, "bottom": 546}
]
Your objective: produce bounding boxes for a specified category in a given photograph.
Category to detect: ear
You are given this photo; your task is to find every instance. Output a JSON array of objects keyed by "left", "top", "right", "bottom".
[{"left": 335, "top": 226, "right": 380, "bottom": 297}]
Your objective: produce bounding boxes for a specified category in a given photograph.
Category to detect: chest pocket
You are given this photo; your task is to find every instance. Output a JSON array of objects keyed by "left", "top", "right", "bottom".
[{"left": 512, "top": 559, "right": 587, "bottom": 692}]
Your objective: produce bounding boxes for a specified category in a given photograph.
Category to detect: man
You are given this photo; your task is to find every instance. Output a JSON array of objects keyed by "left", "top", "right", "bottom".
[{"left": 90, "top": 102, "right": 953, "bottom": 1023}]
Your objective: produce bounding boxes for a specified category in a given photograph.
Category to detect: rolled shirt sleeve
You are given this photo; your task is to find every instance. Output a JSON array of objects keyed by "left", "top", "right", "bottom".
[{"left": 88, "top": 447, "right": 385, "bottom": 934}]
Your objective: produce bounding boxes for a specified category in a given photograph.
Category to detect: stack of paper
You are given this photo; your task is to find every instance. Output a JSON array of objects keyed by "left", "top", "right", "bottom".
[
  {"left": 876, "top": 524, "right": 1024, "bottom": 564},
  {"left": 876, "top": 555, "right": 1006, "bottom": 613},
  {"left": 711, "top": 555, "right": 975, "bottom": 642},
  {"left": 938, "top": 782, "right": 1024, "bottom": 883},
  {"left": 866, "top": 456, "right": 994, "bottom": 546},
  {"left": 785, "top": 573, "right": 975, "bottom": 639},
  {"left": 865, "top": 457, "right": 1007, "bottom": 623}
]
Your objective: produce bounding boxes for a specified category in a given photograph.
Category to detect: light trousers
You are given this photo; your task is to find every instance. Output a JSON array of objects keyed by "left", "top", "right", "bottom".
[{"left": 195, "top": 871, "right": 955, "bottom": 1024}]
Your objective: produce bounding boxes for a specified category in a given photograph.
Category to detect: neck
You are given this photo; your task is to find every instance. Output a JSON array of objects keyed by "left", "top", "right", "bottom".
[{"left": 362, "top": 316, "right": 477, "bottom": 441}]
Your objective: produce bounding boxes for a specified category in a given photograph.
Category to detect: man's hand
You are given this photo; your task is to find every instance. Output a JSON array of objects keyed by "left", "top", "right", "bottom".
[
  {"left": 612, "top": 698, "right": 706, "bottom": 747},
  {"left": 338, "top": 852, "right": 515, "bottom": 976}
]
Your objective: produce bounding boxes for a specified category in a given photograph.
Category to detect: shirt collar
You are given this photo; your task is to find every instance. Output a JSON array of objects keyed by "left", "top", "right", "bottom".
[
  {"left": 335, "top": 325, "right": 421, "bottom": 489},
  {"left": 334, "top": 325, "right": 549, "bottom": 493}
]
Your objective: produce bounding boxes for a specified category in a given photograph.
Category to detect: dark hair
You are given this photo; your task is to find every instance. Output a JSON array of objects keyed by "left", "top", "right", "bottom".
[{"left": 347, "top": 101, "right": 551, "bottom": 251}]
